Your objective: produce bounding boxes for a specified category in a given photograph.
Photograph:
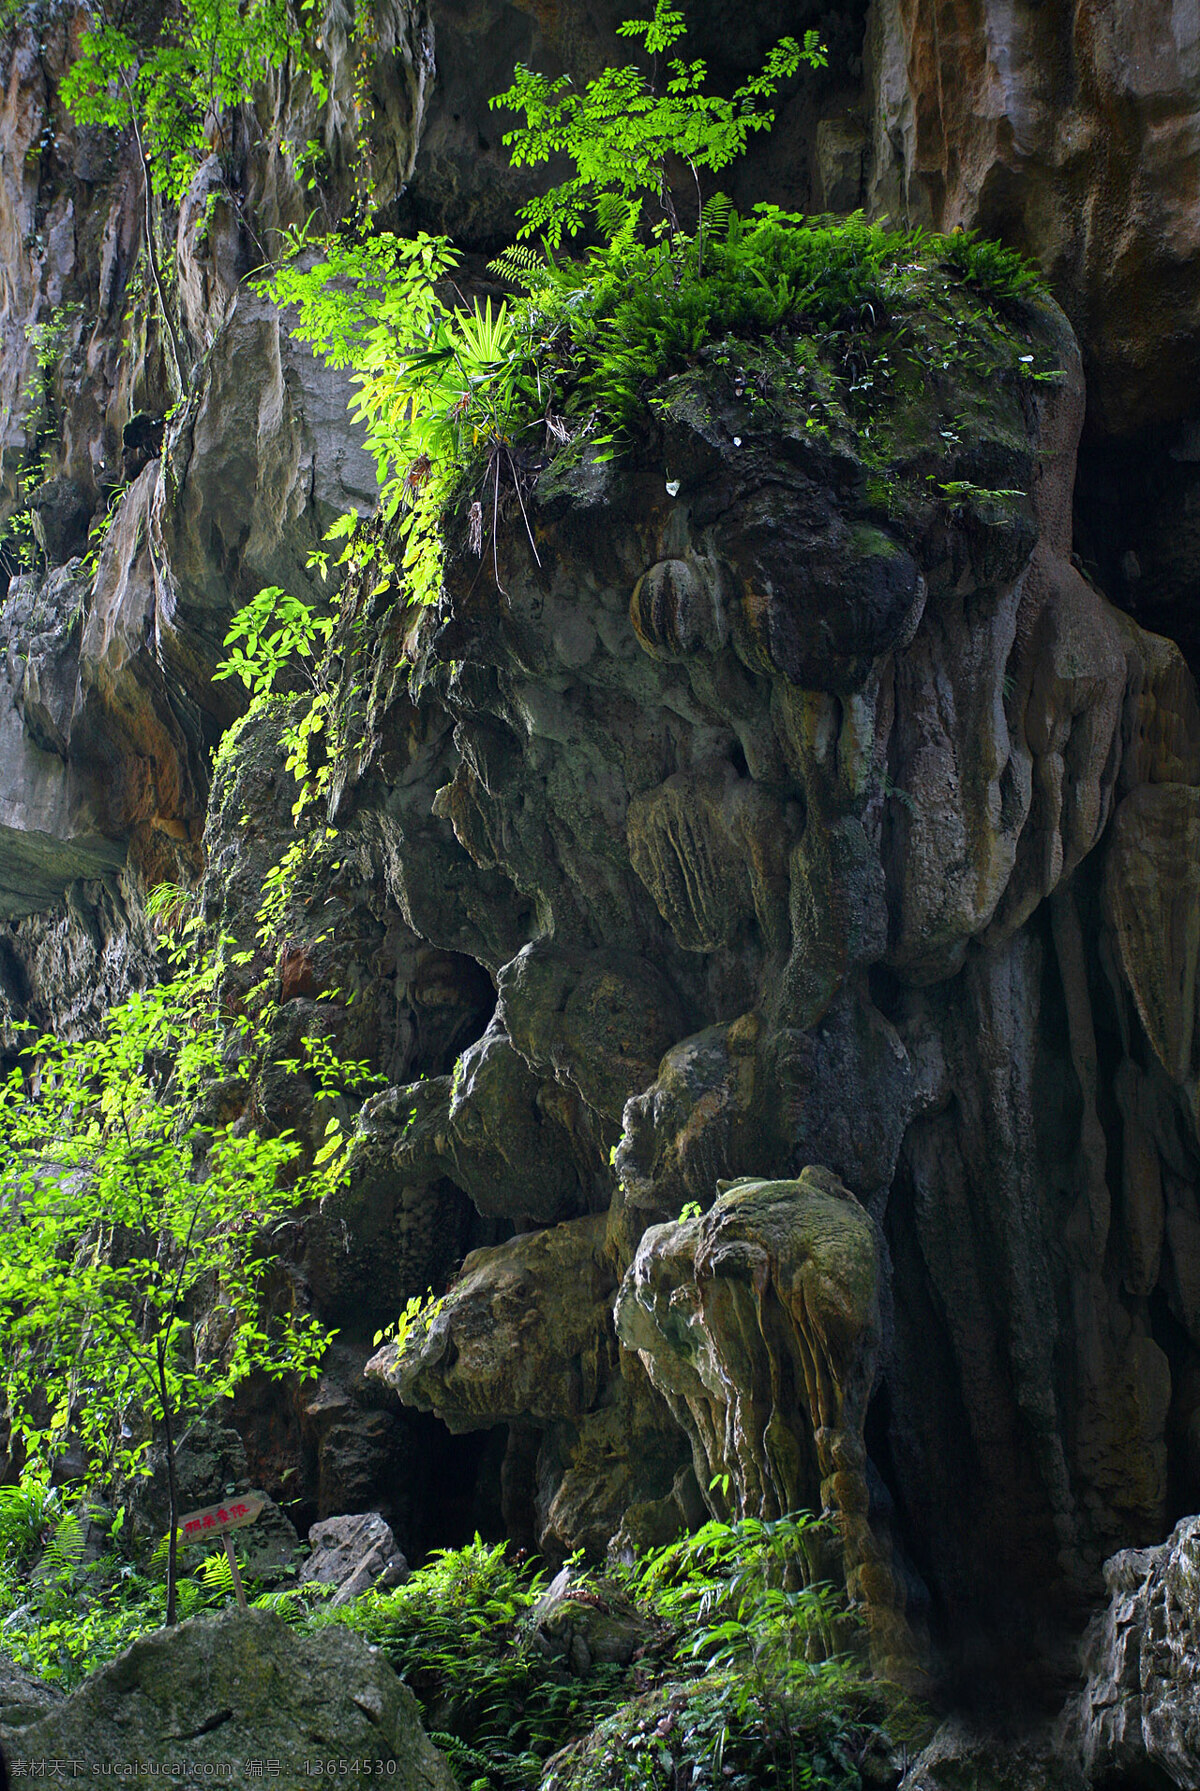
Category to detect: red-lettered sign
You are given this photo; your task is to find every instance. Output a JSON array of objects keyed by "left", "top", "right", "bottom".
[{"left": 176, "top": 1491, "right": 265, "bottom": 1548}]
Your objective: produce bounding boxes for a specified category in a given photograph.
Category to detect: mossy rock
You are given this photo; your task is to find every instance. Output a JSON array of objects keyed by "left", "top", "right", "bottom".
[{"left": 0, "top": 1608, "right": 456, "bottom": 1790}]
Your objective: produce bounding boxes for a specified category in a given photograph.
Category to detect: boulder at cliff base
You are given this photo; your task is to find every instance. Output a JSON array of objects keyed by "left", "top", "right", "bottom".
[{"left": 0, "top": 1608, "right": 455, "bottom": 1790}]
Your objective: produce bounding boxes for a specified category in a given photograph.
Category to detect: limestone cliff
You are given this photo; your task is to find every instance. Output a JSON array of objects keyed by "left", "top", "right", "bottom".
[{"left": 2, "top": 0, "right": 1200, "bottom": 1711}]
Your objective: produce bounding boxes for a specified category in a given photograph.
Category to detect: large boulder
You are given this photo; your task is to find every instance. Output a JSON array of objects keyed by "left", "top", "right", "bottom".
[
  {"left": 898, "top": 1721, "right": 1080, "bottom": 1791},
  {"left": 0, "top": 1609, "right": 455, "bottom": 1789},
  {"left": 1062, "top": 1513, "right": 1200, "bottom": 1787},
  {"left": 0, "top": 1651, "right": 61, "bottom": 1729},
  {"left": 529, "top": 1566, "right": 649, "bottom": 1677}
]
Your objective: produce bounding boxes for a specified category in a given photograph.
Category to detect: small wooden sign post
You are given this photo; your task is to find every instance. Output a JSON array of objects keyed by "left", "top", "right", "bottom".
[{"left": 175, "top": 1491, "right": 266, "bottom": 1611}]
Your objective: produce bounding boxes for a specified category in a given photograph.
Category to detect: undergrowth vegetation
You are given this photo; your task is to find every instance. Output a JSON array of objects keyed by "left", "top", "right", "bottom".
[
  {"left": 0, "top": 1511, "right": 923, "bottom": 1788},
  {"left": 0, "top": 1480, "right": 275, "bottom": 1685},
  {"left": 0, "top": 934, "right": 380, "bottom": 1623}
]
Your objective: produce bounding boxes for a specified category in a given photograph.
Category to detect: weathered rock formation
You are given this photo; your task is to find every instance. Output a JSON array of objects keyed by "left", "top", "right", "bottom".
[
  {"left": 0, "top": 1649, "right": 61, "bottom": 1730},
  {"left": 3, "top": 0, "right": 1200, "bottom": 1715},
  {"left": 301, "top": 1511, "right": 411, "bottom": 1605},
  {"left": 0, "top": 1608, "right": 457, "bottom": 1788},
  {"left": 615, "top": 1170, "right": 912, "bottom": 1677},
  {"left": 331, "top": 273, "right": 1200, "bottom": 1687},
  {"left": 865, "top": 0, "right": 1200, "bottom": 439},
  {"left": 1062, "top": 1513, "right": 1200, "bottom": 1787}
]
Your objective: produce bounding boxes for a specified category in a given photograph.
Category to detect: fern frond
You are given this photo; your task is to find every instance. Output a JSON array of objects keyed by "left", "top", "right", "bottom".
[
  {"left": 32, "top": 1510, "right": 84, "bottom": 1583},
  {"left": 700, "top": 190, "right": 733, "bottom": 237},
  {"left": 199, "top": 1548, "right": 236, "bottom": 1596},
  {"left": 487, "top": 243, "right": 551, "bottom": 294}
]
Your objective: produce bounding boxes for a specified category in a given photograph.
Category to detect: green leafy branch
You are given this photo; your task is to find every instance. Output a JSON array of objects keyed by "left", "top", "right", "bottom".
[
  {"left": 492, "top": 0, "right": 826, "bottom": 269},
  {"left": 59, "top": 0, "right": 327, "bottom": 392}
]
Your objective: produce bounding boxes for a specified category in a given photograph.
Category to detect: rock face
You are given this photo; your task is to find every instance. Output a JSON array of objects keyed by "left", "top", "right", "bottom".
[
  {"left": 864, "top": 0, "right": 1200, "bottom": 438},
  {"left": 0, "top": 1651, "right": 61, "bottom": 1729},
  {"left": 4, "top": 0, "right": 1200, "bottom": 1715},
  {"left": 0, "top": 1609, "right": 456, "bottom": 1790},
  {"left": 323, "top": 269, "right": 1200, "bottom": 1687},
  {"left": 301, "top": 1512, "right": 410, "bottom": 1605},
  {"left": 1063, "top": 1514, "right": 1200, "bottom": 1787}
]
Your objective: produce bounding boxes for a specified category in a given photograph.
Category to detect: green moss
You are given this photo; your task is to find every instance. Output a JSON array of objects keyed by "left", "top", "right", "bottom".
[{"left": 501, "top": 213, "right": 1052, "bottom": 466}]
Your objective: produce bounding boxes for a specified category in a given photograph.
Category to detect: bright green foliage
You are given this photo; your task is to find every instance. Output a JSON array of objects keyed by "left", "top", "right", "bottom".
[
  {"left": 0, "top": 1492, "right": 281, "bottom": 1686},
  {"left": 57, "top": 0, "right": 325, "bottom": 395},
  {"left": 497, "top": 207, "right": 901, "bottom": 447},
  {"left": 545, "top": 1662, "right": 891, "bottom": 1791},
  {"left": 0, "top": 1514, "right": 917, "bottom": 1779},
  {"left": 59, "top": 0, "right": 323, "bottom": 207},
  {"left": 491, "top": 207, "right": 1047, "bottom": 453},
  {"left": 371, "top": 1288, "right": 444, "bottom": 1350},
  {"left": 0, "top": 960, "right": 335, "bottom": 1623},
  {"left": 0, "top": 1476, "right": 60, "bottom": 1569},
  {"left": 600, "top": 1513, "right": 865, "bottom": 1790},
  {"left": 335, "top": 1537, "right": 628, "bottom": 1789},
  {"left": 939, "top": 227, "right": 1046, "bottom": 301},
  {"left": 258, "top": 233, "right": 542, "bottom": 610},
  {"left": 240, "top": 1, "right": 825, "bottom": 631},
  {"left": 246, "top": 110, "right": 1043, "bottom": 656},
  {"left": 630, "top": 1511, "right": 835, "bottom": 1651},
  {"left": 214, "top": 589, "right": 339, "bottom": 816},
  {"left": 330, "top": 1517, "right": 913, "bottom": 1791},
  {"left": 213, "top": 585, "right": 334, "bottom": 698},
  {"left": 491, "top": 1, "right": 825, "bottom": 251}
]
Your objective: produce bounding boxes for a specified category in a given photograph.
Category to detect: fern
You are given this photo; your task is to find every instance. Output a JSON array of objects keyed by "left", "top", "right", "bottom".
[
  {"left": 486, "top": 243, "right": 550, "bottom": 292},
  {"left": 199, "top": 1548, "right": 236, "bottom": 1597},
  {"left": 176, "top": 1580, "right": 204, "bottom": 1621},
  {"left": 31, "top": 1511, "right": 85, "bottom": 1585},
  {"left": 0, "top": 1481, "right": 57, "bottom": 1568},
  {"left": 699, "top": 190, "right": 733, "bottom": 237},
  {"left": 939, "top": 227, "right": 1046, "bottom": 301}
]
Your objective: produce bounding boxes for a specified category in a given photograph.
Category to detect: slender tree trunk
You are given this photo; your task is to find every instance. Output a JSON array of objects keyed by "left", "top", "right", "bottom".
[
  {"left": 688, "top": 158, "right": 704, "bottom": 276},
  {"left": 120, "top": 73, "right": 185, "bottom": 399},
  {"left": 158, "top": 1343, "right": 180, "bottom": 1626}
]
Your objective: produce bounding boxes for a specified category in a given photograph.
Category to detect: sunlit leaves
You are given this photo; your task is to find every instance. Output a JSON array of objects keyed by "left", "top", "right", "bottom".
[
  {"left": 491, "top": 0, "right": 826, "bottom": 250},
  {"left": 0, "top": 964, "right": 337, "bottom": 1536},
  {"left": 60, "top": 0, "right": 324, "bottom": 206}
]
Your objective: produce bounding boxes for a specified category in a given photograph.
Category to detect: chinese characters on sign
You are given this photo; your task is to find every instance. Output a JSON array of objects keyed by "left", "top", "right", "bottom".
[
  {"left": 173, "top": 1491, "right": 266, "bottom": 1611},
  {"left": 175, "top": 1494, "right": 265, "bottom": 1547}
]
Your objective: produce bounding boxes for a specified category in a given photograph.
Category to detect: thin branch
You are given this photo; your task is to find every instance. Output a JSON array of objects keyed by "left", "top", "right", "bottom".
[
  {"left": 119, "top": 68, "right": 185, "bottom": 398},
  {"left": 688, "top": 157, "right": 704, "bottom": 276},
  {"left": 507, "top": 447, "right": 542, "bottom": 567},
  {"left": 490, "top": 448, "right": 506, "bottom": 596}
]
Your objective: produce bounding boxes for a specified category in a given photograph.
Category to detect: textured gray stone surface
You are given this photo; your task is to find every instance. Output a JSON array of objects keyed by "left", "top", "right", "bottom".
[
  {"left": 0, "top": 1609, "right": 455, "bottom": 1790},
  {"left": 301, "top": 1512, "right": 409, "bottom": 1605},
  {"left": 1063, "top": 1514, "right": 1200, "bottom": 1788},
  {"left": 0, "top": 1650, "right": 62, "bottom": 1730},
  {"left": 898, "top": 1720, "right": 1081, "bottom": 1791}
]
